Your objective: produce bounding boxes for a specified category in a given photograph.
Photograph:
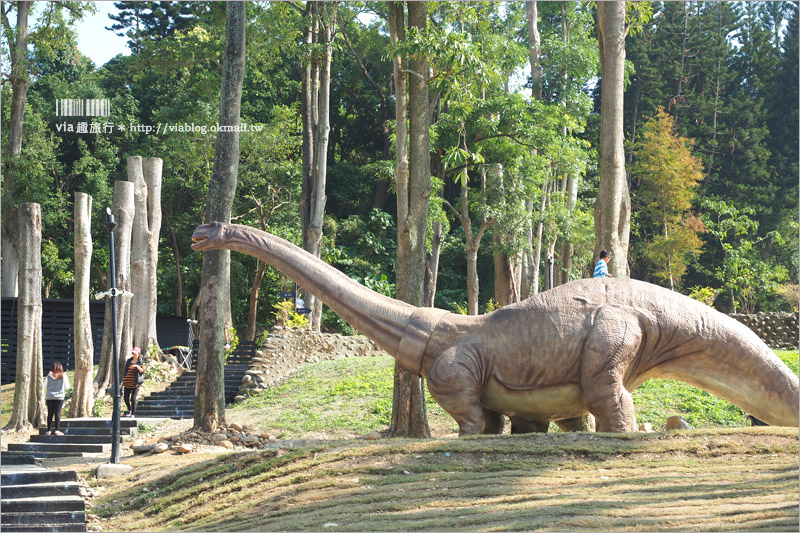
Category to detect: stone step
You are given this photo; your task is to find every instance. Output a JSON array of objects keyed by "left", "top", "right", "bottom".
[
  {"left": 38, "top": 426, "right": 137, "bottom": 436},
  {"left": 30, "top": 434, "right": 123, "bottom": 444},
  {"left": 2, "top": 451, "right": 106, "bottom": 459},
  {"left": 39, "top": 418, "right": 138, "bottom": 429},
  {"left": 0, "top": 511, "right": 86, "bottom": 526},
  {"left": 0, "top": 525, "right": 86, "bottom": 533},
  {"left": 1, "top": 496, "right": 86, "bottom": 513},
  {"left": 1, "top": 467, "right": 77, "bottom": 485},
  {"left": 0, "top": 453, "right": 38, "bottom": 465},
  {"left": 136, "top": 399, "right": 195, "bottom": 406},
  {"left": 8, "top": 442, "right": 110, "bottom": 454},
  {"left": 134, "top": 410, "right": 193, "bottom": 417},
  {"left": 2, "top": 481, "right": 81, "bottom": 499}
]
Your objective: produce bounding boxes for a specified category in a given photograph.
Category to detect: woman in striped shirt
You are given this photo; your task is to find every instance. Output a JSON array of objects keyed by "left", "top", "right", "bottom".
[{"left": 122, "top": 347, "right": 145, "bottom": 417}]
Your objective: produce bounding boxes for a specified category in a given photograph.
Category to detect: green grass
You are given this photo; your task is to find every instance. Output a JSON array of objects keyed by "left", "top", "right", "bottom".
[
  {"left": 634, "top": 349, "right": 799, "bottom": 429},
  {"left": 229, "top": 350, "right": 799, "bottom": 436},
  {"left": 228, "top": 357, "right": 458, "bottom": 438}
]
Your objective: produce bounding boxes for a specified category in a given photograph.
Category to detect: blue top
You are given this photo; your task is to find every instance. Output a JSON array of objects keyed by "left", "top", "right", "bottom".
[{"left": 593, "top": 259, "right": 609, "bottom": 278}]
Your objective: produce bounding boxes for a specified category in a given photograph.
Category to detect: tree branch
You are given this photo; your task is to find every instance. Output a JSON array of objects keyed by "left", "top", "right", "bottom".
[
  {"left": 475, "top": 217, "right": 494, "bottom": 244},
  {"left": 442, "top": 199, "right": 469, "bottom": 229},
  {"left": 340, "top": 24, "right": 386, "bottom": 107}
]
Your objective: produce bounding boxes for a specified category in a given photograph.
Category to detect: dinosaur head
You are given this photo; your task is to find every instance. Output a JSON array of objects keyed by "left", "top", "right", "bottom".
[{"left": 191, "top": 221, "right": 230, "bottom": 252}]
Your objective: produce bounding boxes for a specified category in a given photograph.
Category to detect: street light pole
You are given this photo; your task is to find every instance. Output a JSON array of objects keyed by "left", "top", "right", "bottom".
[{"left": 105, "top": 207, "right": 121, "bottom": 464}]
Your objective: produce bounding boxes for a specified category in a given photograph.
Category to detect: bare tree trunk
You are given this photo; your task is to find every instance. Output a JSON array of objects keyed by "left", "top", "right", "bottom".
[
  {"left": 6, "top": 202, "right": 43, "bottom": 431},
  {"left": 558, "top": 2, "right": 576, "bottom": 287},
  {"left": 94, "top": 181, "right": 135, "bottom": 399},
  {"left": 595, "top": 1, "right": 630, "bottom": 277},
  {"left": 490, "top": 164, "right": 518, "bottom": 307},
  {"left": 130, "top": 156, "right": 163, "bottom": 354},
  {"left": 301, "top": 2, "right": 337, "bottom": 332},
  {"left": 1, "top": 1, "right": 31, "bottom": 297},
  {"left": 195, "top": 0, "right": 245, "bottom": 432},
  {"left": 166, "top": 216, "right": 183, "bottom": 317},
  {"left": 390, "top": 0, "right": 431, "bottom": 438},
  {"left": 423, "top": 220, "right": 442, "bottom": 308},
  {"left": 523, "top": 1, "right": 542, "bottom": 297},
  {"left": 244, "top": 261, "right": 267, "bottom": 342},
  {"left": 70, "top": 192, "right": 93, "bottom": 418}
]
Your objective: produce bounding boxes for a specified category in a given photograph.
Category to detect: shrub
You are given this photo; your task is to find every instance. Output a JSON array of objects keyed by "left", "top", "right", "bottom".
[{"left": 273, "top": 300, "right": 310, "bottom": 329}]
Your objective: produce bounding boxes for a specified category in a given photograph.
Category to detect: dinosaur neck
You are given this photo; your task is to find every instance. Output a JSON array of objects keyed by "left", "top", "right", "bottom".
[{"left": 219, "top": 224, "right": 424, "bottom": 369}]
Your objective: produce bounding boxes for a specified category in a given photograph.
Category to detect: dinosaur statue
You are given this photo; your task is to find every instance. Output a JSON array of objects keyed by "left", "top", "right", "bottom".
[{"left": 191, "top": 222, "right": 799, "bottom": 434}]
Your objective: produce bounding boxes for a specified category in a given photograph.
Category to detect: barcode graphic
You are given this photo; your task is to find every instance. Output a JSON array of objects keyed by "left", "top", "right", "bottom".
[{"left": 55, "top": 99, "right": 110, "bottom": 117}]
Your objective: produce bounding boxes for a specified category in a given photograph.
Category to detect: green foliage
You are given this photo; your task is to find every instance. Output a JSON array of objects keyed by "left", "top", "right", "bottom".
[
  {"left": 701, "top": 199, "right": 789, "bottom": 313},
  {"left": 272, "top": 300, "right": 309, "bottom": 329},
  {"left": 688, "top": 286, "right": 718, "bottom": 308},
  {"left": 630, "top": 108, "right": 705, "bottom": 289}
]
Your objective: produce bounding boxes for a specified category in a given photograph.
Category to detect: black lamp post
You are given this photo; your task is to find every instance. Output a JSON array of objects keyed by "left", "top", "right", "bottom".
[
  {"left": 546, "top": 255, "right": 554, "bottom": 291},
  {"left": 105, "top": 207, "right": 122, "bottom": 464}
]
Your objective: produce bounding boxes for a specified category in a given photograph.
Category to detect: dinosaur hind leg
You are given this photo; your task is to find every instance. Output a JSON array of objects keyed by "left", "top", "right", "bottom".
[
  {"left": 483, "top": 409, "right": 505, "bottom": 434},
  {"left": 426, "top": 343, "right": 487, "bottom": 436},
  {"left": 510, "top": 417, "right": 549, "bottom": 433},
  {"left": 556, "top": 414, "right": 596, "bottom": 432}
]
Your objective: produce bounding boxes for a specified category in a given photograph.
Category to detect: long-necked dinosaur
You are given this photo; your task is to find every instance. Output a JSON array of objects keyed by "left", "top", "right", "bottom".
[{"left": 192, "top": 222, "right": 799, "bottom": 434}]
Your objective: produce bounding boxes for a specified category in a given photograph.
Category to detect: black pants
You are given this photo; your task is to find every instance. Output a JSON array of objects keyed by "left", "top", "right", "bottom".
[
  {"left": 46, "top": 399, "right": 63, "bottom": 432},
  {"left": 123, "top": 386, "right": 140, "bottom": 414}
]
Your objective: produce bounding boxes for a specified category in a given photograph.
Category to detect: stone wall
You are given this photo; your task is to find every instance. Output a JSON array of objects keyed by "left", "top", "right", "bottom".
[
  {"left": 729, "top": 312, "right": 799, "bottom": 350},
  {"left": 234, "top": 326, "right": 387, "bottom": 401}
]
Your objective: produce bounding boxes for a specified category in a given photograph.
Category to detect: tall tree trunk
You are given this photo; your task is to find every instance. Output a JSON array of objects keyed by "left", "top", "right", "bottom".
[
  {"left": 244, "top": 261, "right": 267, "bottom": 342},
  {"left": 1, "top": 1, "right": 31, "bottom": 297},
  {"left": 301, "top": 2, "right": 337, "bottom": 332},
  {"left": 94, "top": 181, "right": 135, "bottom": 399},
  {"left": 595, "top": 1, "right": 630, "bottom": 277},
  {"left": 194, "top": 0, "right": 245, "bottom": 432},
  {"left": 70, "top": 192, "right": 93, "bottom": 418},
  {"left": 390, "top": 0, "right": 431, "bottom": 438},
  {"left": 490, "top": 164, "right": 517, "bottom": 307},
  {"left": 423, "top": 220, "right": 442, "bottom": 308},
  {"left": 523, "top": 1, "right": 542, "bottom": 297},
  {"left": 165, "top": 216, "right": 183, "bottom": 317},
  {"left": 558, "top": 3, "right": 576, "bottom": 286},
  {"left": 6, "top": 202, "right": 43, "bottom": 431},
  {"left": 130, "top": 156, "right": 163, "bottom": 354}
]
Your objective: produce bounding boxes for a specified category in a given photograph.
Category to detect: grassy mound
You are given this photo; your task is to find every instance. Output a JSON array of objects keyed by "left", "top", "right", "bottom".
[
  {"left": 226, "top": 351, "right": 799, "bottom": 437},
  {"left": 92, "top": 429, "right": 799, "bottom": 532}
]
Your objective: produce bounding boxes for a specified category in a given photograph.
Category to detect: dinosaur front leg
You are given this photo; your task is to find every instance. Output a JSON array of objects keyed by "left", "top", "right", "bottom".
[
  {"left": 581, "top": 310, "right": 642, "bottom": 433},
  {"left": 426, "top": 343, "right": 488, "bottom": 436},
  {"left": 556, "top": 415, "right": 596, "bottom": 432}
]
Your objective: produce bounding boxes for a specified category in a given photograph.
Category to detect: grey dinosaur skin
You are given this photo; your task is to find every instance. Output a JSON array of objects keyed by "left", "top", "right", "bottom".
[{"left": 192, "top": 222, "right": 800, "bottom": 435}]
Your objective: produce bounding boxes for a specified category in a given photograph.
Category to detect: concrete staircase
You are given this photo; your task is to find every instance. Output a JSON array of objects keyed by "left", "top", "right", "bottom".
[
  {"left": 134, "top": 363, "right": 249, "bottom": 419},
  {"left": 0, "top": 462, "right": 86, "bottom": 532},
  {"left": 6, "top": 418, "right": 140, "bottom": 459}
]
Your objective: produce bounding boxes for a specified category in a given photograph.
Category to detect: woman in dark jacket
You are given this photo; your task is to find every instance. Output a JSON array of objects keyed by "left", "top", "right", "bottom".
[{"left": 122, "top": 347, "right": 145, "bottom": 417}]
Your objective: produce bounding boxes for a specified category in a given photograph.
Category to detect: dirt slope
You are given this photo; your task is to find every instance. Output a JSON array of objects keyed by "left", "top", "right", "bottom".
[{"left": 79, "top": 427, "right": 798, "bottom": 532}]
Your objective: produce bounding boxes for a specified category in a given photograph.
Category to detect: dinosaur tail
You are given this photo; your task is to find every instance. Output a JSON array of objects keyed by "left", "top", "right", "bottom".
[{"left": 645, "top": 321, "right": 799, "bottom": 427}]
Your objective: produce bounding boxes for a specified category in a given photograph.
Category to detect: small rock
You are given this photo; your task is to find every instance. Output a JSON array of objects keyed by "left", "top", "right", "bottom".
[
  {"left": 638, "top": 423, "right": 654, "bottom": 432},
  {"left": 189, "top": 432, "right": 198, "bottom": 439},
  {"left": 268, "top": 435, "right": 277, "bottom": 442},
  {"left": 171, "top": 435, "right": 181, "bottom": 442},
  {"left": 229, "top": 422, "right": 243, "bottom": 431},
  {"left": 364, "top": 431, "right": 382, "bottom": 441},
  {"left": 152, "top": 442, "right": 169, "bottom": 454},
  {"left": 142, "top": 487, "right": 150, "bottom": 493},
  {"left": 665, "top": 415, "right": 692, "bottom": 430},
  {"left": 219, "top": 440, "right": 234, "bottom": 449},
  {"left": 132, "top": 444, "right": 153, "bottom": 455},
  {"left": 178, "top": 443, "right": 193, "bottom": 454},
  {"left": 131, "top": 439, "right": 144, "bottom": 448},
  {"left": 212, "top": 433, "right": 228, "bottom": 442},
  {"left": 260, "top": 432, "right": 270, "bottom": 440},
  {"left": 322, "top": 523, "right": 338, "bottom": 528},
  {"left": 234, "top": 395, "right": 246, "bottom": 403}
]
